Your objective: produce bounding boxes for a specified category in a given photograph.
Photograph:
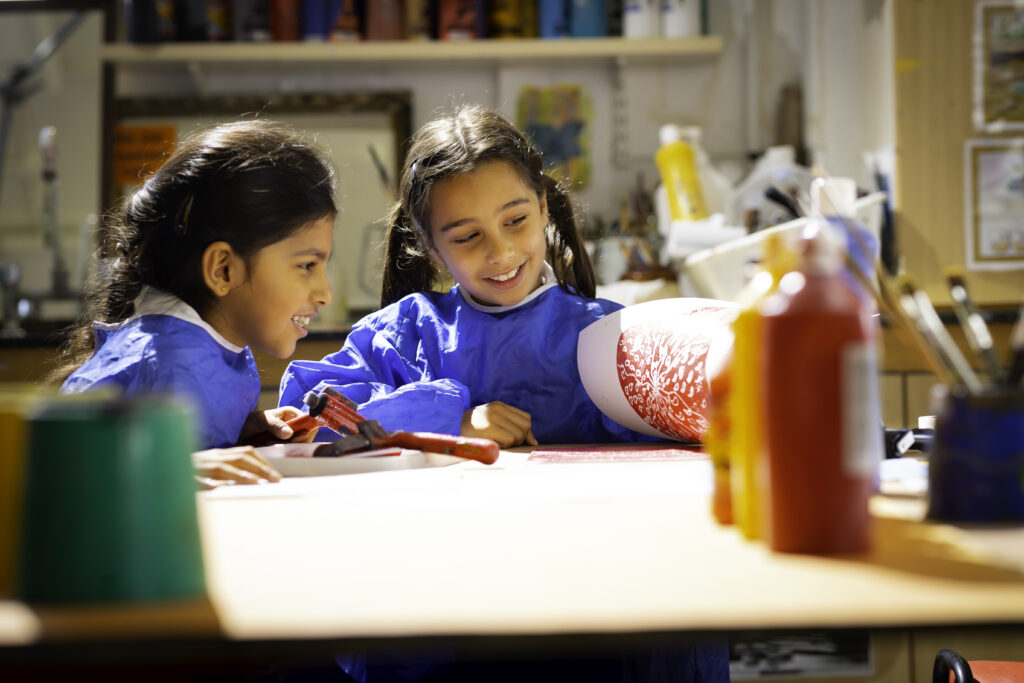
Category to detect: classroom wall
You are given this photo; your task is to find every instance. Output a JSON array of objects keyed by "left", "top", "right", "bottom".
[{"left": 0, "top": 1, "right": 896, "bottom": 302}]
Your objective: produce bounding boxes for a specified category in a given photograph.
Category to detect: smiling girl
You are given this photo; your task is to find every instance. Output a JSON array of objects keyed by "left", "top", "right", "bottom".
[
  {"left": 52, "top": 120, "right": 337, "bottom": 486},
  {"left": 279, "top": 105, "right": 654, "bottom": 447}
]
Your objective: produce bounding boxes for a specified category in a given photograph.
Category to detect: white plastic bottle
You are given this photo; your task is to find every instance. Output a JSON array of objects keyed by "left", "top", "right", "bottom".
[
  {"left": 810, "top": 176, "right": 878, "bottom": 304},
  {"left": 623, "top": 0, "right": 659, "bottom": 38},
  {"left": 661, "top": 0, "right": 700, "bottom": 37}
]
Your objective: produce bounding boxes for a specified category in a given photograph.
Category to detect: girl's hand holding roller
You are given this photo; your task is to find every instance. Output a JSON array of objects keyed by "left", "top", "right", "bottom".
[{"left": 239, "top": 406, "right": 319, "bottom": 445}]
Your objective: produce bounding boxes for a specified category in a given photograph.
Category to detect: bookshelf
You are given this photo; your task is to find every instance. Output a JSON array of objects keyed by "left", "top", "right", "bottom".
[{"left": 100, "top": 35, "right": 723, "bottom": 66}]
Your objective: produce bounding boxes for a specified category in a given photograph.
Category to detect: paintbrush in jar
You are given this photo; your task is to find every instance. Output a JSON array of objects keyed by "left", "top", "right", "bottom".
[
  {"left": 944, "top": 266, "right": 1006, "bottom": 385},
  {"left": 897, "top": 275, "right": 984, "bottom": 394}
]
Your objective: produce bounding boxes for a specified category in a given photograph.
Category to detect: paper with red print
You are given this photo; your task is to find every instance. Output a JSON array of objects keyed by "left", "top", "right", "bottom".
[
  {"left": 577, "top": 298, "right": 738, "bottom": 443},
  {"left": 527, "top": 444, "right": 707, "bottom": 463}
]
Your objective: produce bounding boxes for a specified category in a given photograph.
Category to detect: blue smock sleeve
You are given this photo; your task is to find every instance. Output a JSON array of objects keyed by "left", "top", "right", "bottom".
[
  {"left": 280, "top": 322, "right": 470, "bottom": 440},
  {"left": 129, "top": 347, "right": 259, "bottom": 449},
  {"left": 61, "top": 316, "right": 260, "bottom": 450}
]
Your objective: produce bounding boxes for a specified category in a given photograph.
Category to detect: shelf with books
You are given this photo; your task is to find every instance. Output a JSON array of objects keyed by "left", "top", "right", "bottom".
[{"left": 100, "top": 35, "right": 722, "bottom": 66}]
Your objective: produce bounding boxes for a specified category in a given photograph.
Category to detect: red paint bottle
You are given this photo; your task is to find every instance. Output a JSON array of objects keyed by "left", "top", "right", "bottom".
[{"left": 760, "top": 222, "right": 881, "bottom": 554}]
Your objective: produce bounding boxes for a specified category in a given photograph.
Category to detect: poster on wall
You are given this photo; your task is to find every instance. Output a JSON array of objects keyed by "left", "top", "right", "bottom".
[
  {"left": 964, "top": 137, "right": 1024, "bottom": 270},
  {"left": 974, "top": 2, "right": 1024, "bottom": 132},
  {"left": 517, "top": 84, "right": 591, "bottom": 189}
]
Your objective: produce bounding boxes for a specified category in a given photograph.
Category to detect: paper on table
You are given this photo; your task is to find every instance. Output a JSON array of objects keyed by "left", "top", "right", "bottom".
[{"left": 527, "top": 444, "right": 707, "bottom": 463}]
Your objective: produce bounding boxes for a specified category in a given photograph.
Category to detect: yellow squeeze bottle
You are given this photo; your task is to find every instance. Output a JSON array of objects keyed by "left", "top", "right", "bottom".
[
  {"left": 655, "top": 124, "right": 708, "bottom": 222},
  {"left": 728, "top": 232, "right": 794, "bottom": 539}
]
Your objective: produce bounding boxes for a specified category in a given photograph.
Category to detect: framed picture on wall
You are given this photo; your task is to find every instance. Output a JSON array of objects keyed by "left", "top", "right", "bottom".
[
  {"left": 974, "top": 1, "right": 1024, "bottom": 132},
  {"left": 964, "top": 137, "right": 1024, "bottom": 270},
  {"left": 516, "top": 84, "right": 591, "bottom": 190}
]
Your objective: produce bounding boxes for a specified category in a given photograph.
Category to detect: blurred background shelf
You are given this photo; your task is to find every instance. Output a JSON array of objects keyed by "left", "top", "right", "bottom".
[{"left": 100, "top": 35, "right": 723, "bottom": 66}]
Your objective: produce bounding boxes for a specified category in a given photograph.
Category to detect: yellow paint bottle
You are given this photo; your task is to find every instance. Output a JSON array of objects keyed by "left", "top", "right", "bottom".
[
  {"left": 728, "top": 232, "right": 794, "bottom": 539},
  {"left": 654, "top": 124, "right": 708, "bottom": 222}
]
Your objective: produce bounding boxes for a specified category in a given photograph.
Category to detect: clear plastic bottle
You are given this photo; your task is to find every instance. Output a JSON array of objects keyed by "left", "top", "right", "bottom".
[
  {"left": 654, "top": 124, "right": 708, "bottom": 222},
  {"left": 811, "top": 176, "right": 878, "bottom": 305},
  {"left": 728, "top": 232, "right": 793, "bottom": 540},
  {"left": 760, "top": 221, "right": 881, "bottom": 554}
]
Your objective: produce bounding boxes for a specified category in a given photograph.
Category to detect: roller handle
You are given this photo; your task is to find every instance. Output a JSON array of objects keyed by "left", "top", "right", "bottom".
[{"left": 378, "top": 431, "right": 500, "bottom": 465}]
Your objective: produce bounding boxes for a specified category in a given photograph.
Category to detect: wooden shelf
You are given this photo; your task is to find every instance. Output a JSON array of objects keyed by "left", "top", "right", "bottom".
[{"left": 100, "top": 35, "right": 723, "bottom": 66}]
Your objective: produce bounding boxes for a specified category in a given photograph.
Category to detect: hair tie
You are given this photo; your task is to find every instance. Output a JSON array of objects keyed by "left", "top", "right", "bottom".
[{"left": 175, "top": 193, "right": 195, "bottom": 235}]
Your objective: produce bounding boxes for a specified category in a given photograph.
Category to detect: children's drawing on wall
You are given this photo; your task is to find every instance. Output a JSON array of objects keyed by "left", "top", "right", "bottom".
[
  {"left": 517, "top": 85, "right": 590, "bottom": 189},
  {"left": 964, "top": 138, "right": 1024, "bottom": 270},
  {"left": 974, "top": 2, "right": 1024, "bottom": 131}
]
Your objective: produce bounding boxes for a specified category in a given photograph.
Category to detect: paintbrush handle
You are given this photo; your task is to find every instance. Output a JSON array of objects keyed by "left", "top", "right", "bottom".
[
  {"left": 948, "top": 277, "right": 1007, "bottom": 384},
  {"left": 1009, "top": 349, "right": 1024, "bottom": 387},
  {"left": 380, "top": 431, "right": 500, "bottom": 465}
]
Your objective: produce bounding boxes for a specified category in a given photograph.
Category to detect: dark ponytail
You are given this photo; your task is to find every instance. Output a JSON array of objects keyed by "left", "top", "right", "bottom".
[
  {"left": 542, "top": 175, "right": 596, "bottom": 298},
  {"left": 48, "top": 119, "right": 337, "bottom": 384},
  {"left": 380, "top": 104, "right": 596, "bottom": 307},
  {"left": 380, "top": 204, "right": 441, "bottom": 307}
]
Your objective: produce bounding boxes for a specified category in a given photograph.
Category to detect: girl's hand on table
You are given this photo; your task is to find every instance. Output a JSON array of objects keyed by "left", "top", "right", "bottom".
[
  {"left": 192, "top": 447, "right": 282, "bottom": 490},
  {"left": 461, "top": 401, "right": 538, "bottom": 448},
  {"left": 239, "top": 406, "right": 319, "bottom": 445}
]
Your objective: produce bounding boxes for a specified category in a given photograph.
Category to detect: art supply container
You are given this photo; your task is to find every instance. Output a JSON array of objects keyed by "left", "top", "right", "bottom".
[
  {"left": 0, "top": 386, "right": 50, "bottom": 598},
  {"left": 539, "top": 0, "right": 572, "bottom": 38},
  {"left": 570, "top": 0, "right": 607, "bottom": 37},
  {"left": 661, "top": 0, "right": 700, "bottom": 37},
  {"left": 927, "top": 386, "right": 1024, "bottom": 522},
  {"left": 705, "top": 342, "right": 734, "bottom": 525},
  {"left": 622, "top": 0, "right": 659, "bottom": 38},
  {"left": 728, "top": 232, "right": 794, "bottom": 541},
  {"left": 489, "top": 0, "right": 524, "bottom": 38},
  {"left": 761, "top": 223, "right": 880, "bottom": 554},
  {"left": 16, "top": 395, "right": 206, "bottom": 604},
  {"left": 655, "top": 124, "right": 708, "bottom": 223}
]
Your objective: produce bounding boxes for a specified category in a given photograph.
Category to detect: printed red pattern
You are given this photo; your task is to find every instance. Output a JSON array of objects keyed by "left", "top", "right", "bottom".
[{"left": 615, "top": 307, "right": 733, "bottom": 442}]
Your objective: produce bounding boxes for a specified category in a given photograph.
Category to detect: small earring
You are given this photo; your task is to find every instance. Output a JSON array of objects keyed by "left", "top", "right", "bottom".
[{"left": 221, "top": 287, "right": 228, "bottom": 294}]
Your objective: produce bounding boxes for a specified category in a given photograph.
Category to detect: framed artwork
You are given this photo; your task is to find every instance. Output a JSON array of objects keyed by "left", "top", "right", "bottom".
[
  {"left": 963, "top": 137, "right": 1024, "bottom": 270},
  {"left": 516, "top": 84, "right": 591, "bottom": 189},
  {"left": 974, "top": 2, "right": 1024, "bottom": 131}
]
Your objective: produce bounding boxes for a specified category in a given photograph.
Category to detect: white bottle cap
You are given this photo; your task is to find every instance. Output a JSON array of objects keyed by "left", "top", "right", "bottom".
[
  {"left": 811, "top": 176, "right": 857, "bottom": 217},
  {"left": 659, "top": 124, "right": 682, "bottom": 147},
  {"left": 797, "top": 218, "right": 844, "bottom": 275}
]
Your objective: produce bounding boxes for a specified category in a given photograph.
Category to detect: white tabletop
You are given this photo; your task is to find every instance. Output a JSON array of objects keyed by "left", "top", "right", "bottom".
[{"left": 195, "top": 450, "right": 1024, "bottom": 642}]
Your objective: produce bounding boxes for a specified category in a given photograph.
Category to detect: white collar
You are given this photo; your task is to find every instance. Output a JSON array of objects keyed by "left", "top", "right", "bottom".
[
  {"left": 458, "top": 261, "right": 559, "bottom": 313},
  {"left": 94, "top": 286, "right": 245, "bottom": 354}
]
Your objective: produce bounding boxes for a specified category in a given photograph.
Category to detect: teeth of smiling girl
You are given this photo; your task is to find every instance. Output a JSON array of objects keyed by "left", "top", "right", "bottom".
[
  {"left": 291, "top": 315, "right": 310, "bottom": 328},
  {"left": 490, "top": 266, "right": 520, "bottom": 282}
]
